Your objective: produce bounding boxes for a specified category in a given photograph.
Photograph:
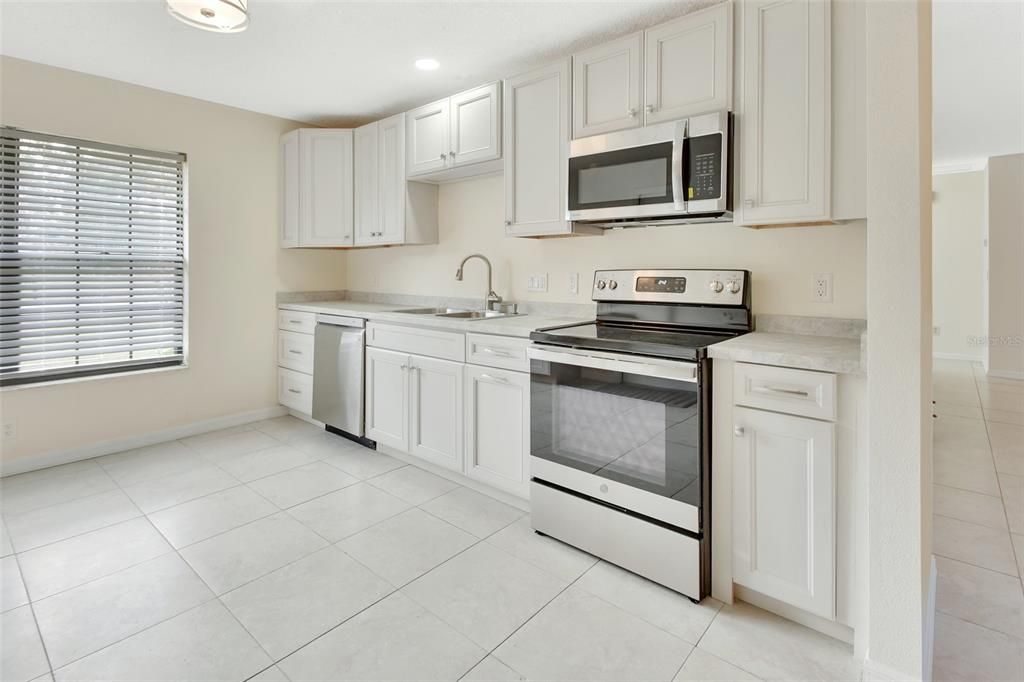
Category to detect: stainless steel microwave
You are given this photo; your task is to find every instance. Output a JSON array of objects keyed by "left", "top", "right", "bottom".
[{"left": 567, "top": 110, "right": 732, "bottom": 227}]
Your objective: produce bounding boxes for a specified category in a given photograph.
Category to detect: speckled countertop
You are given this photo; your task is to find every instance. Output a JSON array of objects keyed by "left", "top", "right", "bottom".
[
  {"left": 278, "top": 300, "right": 588, "bottom": 338},
  {"left": 707, "top": 331, "right": 864, "bottom": 375}
]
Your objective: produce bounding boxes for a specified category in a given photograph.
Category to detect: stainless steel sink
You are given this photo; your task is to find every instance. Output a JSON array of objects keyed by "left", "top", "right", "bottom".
[{"left": 393, "top": 307, "right": 521, "bottom": 321}]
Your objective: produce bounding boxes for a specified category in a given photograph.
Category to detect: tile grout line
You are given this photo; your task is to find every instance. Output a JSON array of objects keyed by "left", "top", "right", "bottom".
[
  {"left": 11, "top": 547, "right": 58, "bottom": 681},
  {"left": 935, "top": 605, "right": 1024, "bottom": 643}
]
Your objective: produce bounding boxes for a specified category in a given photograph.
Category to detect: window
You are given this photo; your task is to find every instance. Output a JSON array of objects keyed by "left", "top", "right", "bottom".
[{"left": 1, "top": 127, "right": 187, "bottom": 387}]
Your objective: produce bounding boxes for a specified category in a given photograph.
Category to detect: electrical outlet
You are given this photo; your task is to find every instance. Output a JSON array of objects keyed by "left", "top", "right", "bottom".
[
  {"left": 568, "top": 273, "right": 579, "bottom": 295},
  {"left": 527, "top": 273, "right": 549, "bottom": 293},
  {"left": 813, "top": 273, "right": 833, "bottom": 302},
  {"left": 933, "top": 326, "right": 941, "bottom": 336},
  {"left": 1, "top": 422, "right": 14, "bottom": 443}
]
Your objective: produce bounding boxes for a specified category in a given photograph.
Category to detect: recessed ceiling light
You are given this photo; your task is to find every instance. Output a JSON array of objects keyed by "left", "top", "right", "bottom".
[
  {"left": 414, "top": 58, "right": 440, "bottom": 71},
  {"left": 167, "top": 0, "right": 249, "bottom": 33}
]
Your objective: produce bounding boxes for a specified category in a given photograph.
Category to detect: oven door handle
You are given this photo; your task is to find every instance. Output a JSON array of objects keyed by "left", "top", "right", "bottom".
[{"left": 528, "top": 345, "right": 698, "bottom": 383}]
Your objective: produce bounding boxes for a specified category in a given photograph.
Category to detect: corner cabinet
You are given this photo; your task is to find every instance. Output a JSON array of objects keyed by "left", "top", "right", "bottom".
[
  {"left": 406, "top": 82, "right": 502, "bottom": 182},
  {"left": 732, "top": 406, "right": 836, "bottom": 619},
  {"left": 279, "top": 129, "right": 354, "bottom": 248}
]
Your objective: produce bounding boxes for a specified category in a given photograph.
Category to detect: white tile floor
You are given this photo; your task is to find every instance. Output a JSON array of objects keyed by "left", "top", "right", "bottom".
[
  {"left": 0, "top": 415, "right": 864, "bottom": 682},
  {"left": 931, "top": 360, "right": 1024, "bottom": 681}
]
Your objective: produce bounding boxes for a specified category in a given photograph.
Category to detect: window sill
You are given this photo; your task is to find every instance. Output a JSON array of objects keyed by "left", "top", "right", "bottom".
[{"left": 0, "top": 362, "right": 190, "bottom": 393}]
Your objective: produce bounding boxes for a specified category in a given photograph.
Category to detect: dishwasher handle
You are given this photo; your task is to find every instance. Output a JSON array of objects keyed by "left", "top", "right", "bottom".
[{"left": 316, "top": 314, "right": 366, "bottom": 328}]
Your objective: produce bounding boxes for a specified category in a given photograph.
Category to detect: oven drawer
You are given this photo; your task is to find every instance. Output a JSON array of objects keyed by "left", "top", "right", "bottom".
[
  {"left": 734, "top": 362, "right": 836, "bottom": 421},
  {"left": 367, "top": 322, "right": 465, "bottom": 362},
  {"left": 466, "top": 333, "right": 530, "bottom": 372},
  {"left": 531, "top": 481, "right": 702, "bottom": 599},
  {"left": 278, "top": 309, "right": 316, "bottom": 335}
]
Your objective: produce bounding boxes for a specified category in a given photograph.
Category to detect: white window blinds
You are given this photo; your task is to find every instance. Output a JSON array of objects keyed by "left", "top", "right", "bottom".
[{"left": 1, "top": 127, "right": 187, "bottom": 387}]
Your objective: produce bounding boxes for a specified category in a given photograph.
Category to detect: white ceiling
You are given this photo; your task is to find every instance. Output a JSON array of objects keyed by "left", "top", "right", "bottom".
[
  {"left": 0, "top": 0, "right": 716, "bottom": 127},
  {"left": 933, "top": 0, "right": 1024, "bottom": 168}
]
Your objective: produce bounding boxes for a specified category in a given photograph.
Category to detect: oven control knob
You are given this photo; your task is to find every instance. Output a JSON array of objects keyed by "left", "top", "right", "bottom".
[
  {"left": 596, "top": 280, "right": 607, "bottom": 290},
  {"left": 709, "top": 280, "right": 724, "bottom": 293},
  {"left": 726, "top": 280, "right": 741, "bottom": 294},
  {"left": 608, "top": 280, "right": 618, "bottom": 290}
]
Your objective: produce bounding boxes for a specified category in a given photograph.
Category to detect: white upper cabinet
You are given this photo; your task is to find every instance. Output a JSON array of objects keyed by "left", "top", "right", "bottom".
[
  {"left": 572, "top": 32, "right": 643, "bottom": 138},
  {"left": 450, "top": 82, "right": 502, "bottom": 167},
  {"left": 406, "top": 82, "right": 502, "bottom": 182},
  {"left": 735, "top": 0, "right": 831, "bottom": 225},
  {"left": 353, "top": 114, "right": 438, "bottom": 247},
  {"left": 354, "top": 121, "right": 380, "bottom": 245},
  {"left": 406, "top": 98, "right": 450, "bottom": 176},
  {"left": 643, "top": 3, "right": 733, "bottom": 124},
  {"left": 279, "top": 131, "right": 300, "bottom": 247},
  {"left": 504, "top": 60, "right": 578, "bottom": 238},
  {"left": 280, "top": 129, "right": 354, "bottom": 248},
  {"left": 298, "top": 129, "right": 354, "bottom": 247},
  {"left": 732, "top": 405, "right": 836, "bottom": 620}
]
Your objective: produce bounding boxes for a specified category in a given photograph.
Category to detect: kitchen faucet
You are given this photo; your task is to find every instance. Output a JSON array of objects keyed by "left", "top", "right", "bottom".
[{"left": 455, "top": 254, "right": 502, "bottom": 311}]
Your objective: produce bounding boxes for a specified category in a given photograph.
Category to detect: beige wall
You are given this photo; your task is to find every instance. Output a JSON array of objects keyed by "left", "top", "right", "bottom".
[
  {"left": 932, "top": 171, "right": 985, "bottom": 360},
  {"left": 985, "top": 153, "right": 1024, "bottom": 379},
  {"left": 0, "top": 57, "right": 347, "bottom": 468},
  {"left": 348, "top": 175, "right": 867, "bottom": 318}
]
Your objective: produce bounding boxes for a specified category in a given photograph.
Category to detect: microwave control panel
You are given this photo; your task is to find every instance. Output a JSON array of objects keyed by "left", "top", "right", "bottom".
[{"left": 685, "top": 133, "right": 723, "bottom": 201}]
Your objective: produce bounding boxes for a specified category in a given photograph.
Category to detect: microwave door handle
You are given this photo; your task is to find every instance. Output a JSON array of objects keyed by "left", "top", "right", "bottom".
[{"left": 673, "top": 119, "right": 687, "bottom": 213}]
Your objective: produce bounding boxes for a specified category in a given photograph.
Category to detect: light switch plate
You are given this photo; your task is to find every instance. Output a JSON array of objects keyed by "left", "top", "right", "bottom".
[
  {"left": 527, "top": 273, "right": 549, "bottom": 293},
  {"left": 568, "top": 273, "right": 579, "bottom": 295}
]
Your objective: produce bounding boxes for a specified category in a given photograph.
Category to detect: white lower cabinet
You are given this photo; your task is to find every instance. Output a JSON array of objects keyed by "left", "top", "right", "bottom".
[
  {"left": 365, "top": 347, "right": 410, "bottom": 451},
  {"left": 732, "top": 405, "right": 836, "bottom": 619},
  {"left": 409, "top": 354, "right": 464, "bottom": 472},
  {"left": 465, "top": 365, "right": 530, "bottom": 497}
]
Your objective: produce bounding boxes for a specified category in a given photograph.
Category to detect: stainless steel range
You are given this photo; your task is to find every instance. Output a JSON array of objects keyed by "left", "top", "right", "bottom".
[{"left": 528, "top": 269, "right": 751, "bottom": 601}]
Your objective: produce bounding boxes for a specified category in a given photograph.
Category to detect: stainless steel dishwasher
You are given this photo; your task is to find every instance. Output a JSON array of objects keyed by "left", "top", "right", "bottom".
[{"left": 312, "top": 314, "right": 368, "bottom": 440}]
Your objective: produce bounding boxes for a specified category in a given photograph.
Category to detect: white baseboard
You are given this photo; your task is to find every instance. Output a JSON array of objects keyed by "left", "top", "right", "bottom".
[
  {"left": 932, "top": 352, "right": 981, "bottom": 362},
  {"left": 1, "top": 405, "right": 287, "bottom": 477},
  {"left": 862, "top": 656, "right": 919, "bottom": 682},
  {"left": 923, "top": 556, "right": 937, "bottom": 682},
  {"left": 986, "top": 369, "right": 1024, "bottom": 381}
]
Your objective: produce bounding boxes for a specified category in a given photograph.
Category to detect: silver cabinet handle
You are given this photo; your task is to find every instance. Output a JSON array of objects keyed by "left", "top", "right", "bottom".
[
  {"left": 449, "top": 150, "right": 455, "bottom": 158},
  {"left": 480, "top": 373, "right": 509, "bottom": 384},
  {"left": 645, "top": 104, "right": 655, "bottom": 114},
  {"left": 288, "top": 349, "right": 302, "bottom": 355},
  {"left": 288, "top": 388, "right": 301, "bottom": 394},
  {"left": 480, "top": 347, "right": 513, "bottom": 357},
  {"left": 504, "top": 219, "right": 512, "bottom": 226},
  {"left": 288, "top": 319, "right": 302, "bottom": 325},
  {"left": 440, "top": 153, "right": 447, "bottom": 160},
  {"left": 734, "top": 426, "right": 745, "bottom": 437},
  {"left": 744, "top": 198, "right": 755, "bottom": 208},
  {"left": 627, "top": 108, "right": 637, "bottom": 118},
  {"left": 752, "top": 385, "right": 811, "bottom": 398}
]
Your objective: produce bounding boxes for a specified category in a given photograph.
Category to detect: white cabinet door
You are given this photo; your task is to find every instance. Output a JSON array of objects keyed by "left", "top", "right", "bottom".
[
  {"left": 409, "top": 354, "right": 464, "bottom": 472},
  {"left": 354, "top": 121, "right": 380, "bottom": 246},
  {"left": 644, "top": 3, "right": 732, "bottom": 124},
  {"left": 377, "top": 113, "right": 407, "bottom": 245},
  {"left": 298, "top": 129, "right": 354, "bottom": 246},
  {"left": 280, "top": 130, "right": 300, "bottom": 248},
  {"left": 465, "top": 366, "right": 530, "bottom": 498},
  {"left": 365, "top": 347, "right": 409, "bottom": 451},
  {"left": 406, "top": 98, "right": 450, "bottom": 176},
  {"left": 449, "top": 82, "right": 501, "bottom": 167},
  {"left": 572, "top": 32, "right": 643, "bottom": 138},
  {"left": 736, "top": 0, "right": 830, "bottom": 225},
  {"left": 504, "top": 60, "right": 571, "bottom": 237},
  {"left": 732, "top": 406, "right": 836, "bottom": 619}
]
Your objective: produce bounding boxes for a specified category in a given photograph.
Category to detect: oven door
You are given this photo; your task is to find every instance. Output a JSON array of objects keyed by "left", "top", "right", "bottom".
[
  {"left": 528, "top": 344, "right": 704, "bottom": 534},
  {"left": 567, "top": 122, "right": 685, "bottom": 222}
]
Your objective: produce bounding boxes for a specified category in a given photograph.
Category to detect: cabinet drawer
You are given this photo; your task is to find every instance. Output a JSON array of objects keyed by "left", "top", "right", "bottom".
[
  {"left": 278, "top": 309, "right": 316, "bottom": 335},
  {"left": 278, "top": 367, "right": 313, "bottom": 414},
  {"left": 367, "top": 322, "right": 465, "bottom": 362},
  {"left": 465, "top": 333, "right": 530, "bottom": 372},
  {"left": 278, "top": 330, "right": 314, "bottom": 374},
  {"left": 734, "top": 362, "right": 836, "bottom": 421}
]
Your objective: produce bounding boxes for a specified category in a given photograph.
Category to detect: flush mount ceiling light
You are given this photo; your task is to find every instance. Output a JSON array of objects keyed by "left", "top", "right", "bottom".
[
  {"left": 167, "top": 0, "right": 249, "bottom": 33},
  {"left": 414, "top": 58, "right": 440, "bottom": 71}
]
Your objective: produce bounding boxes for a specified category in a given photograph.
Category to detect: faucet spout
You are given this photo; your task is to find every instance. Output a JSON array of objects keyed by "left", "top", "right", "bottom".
[{"left": 455, "top": 254, "right": 502, "bottom": 311}]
